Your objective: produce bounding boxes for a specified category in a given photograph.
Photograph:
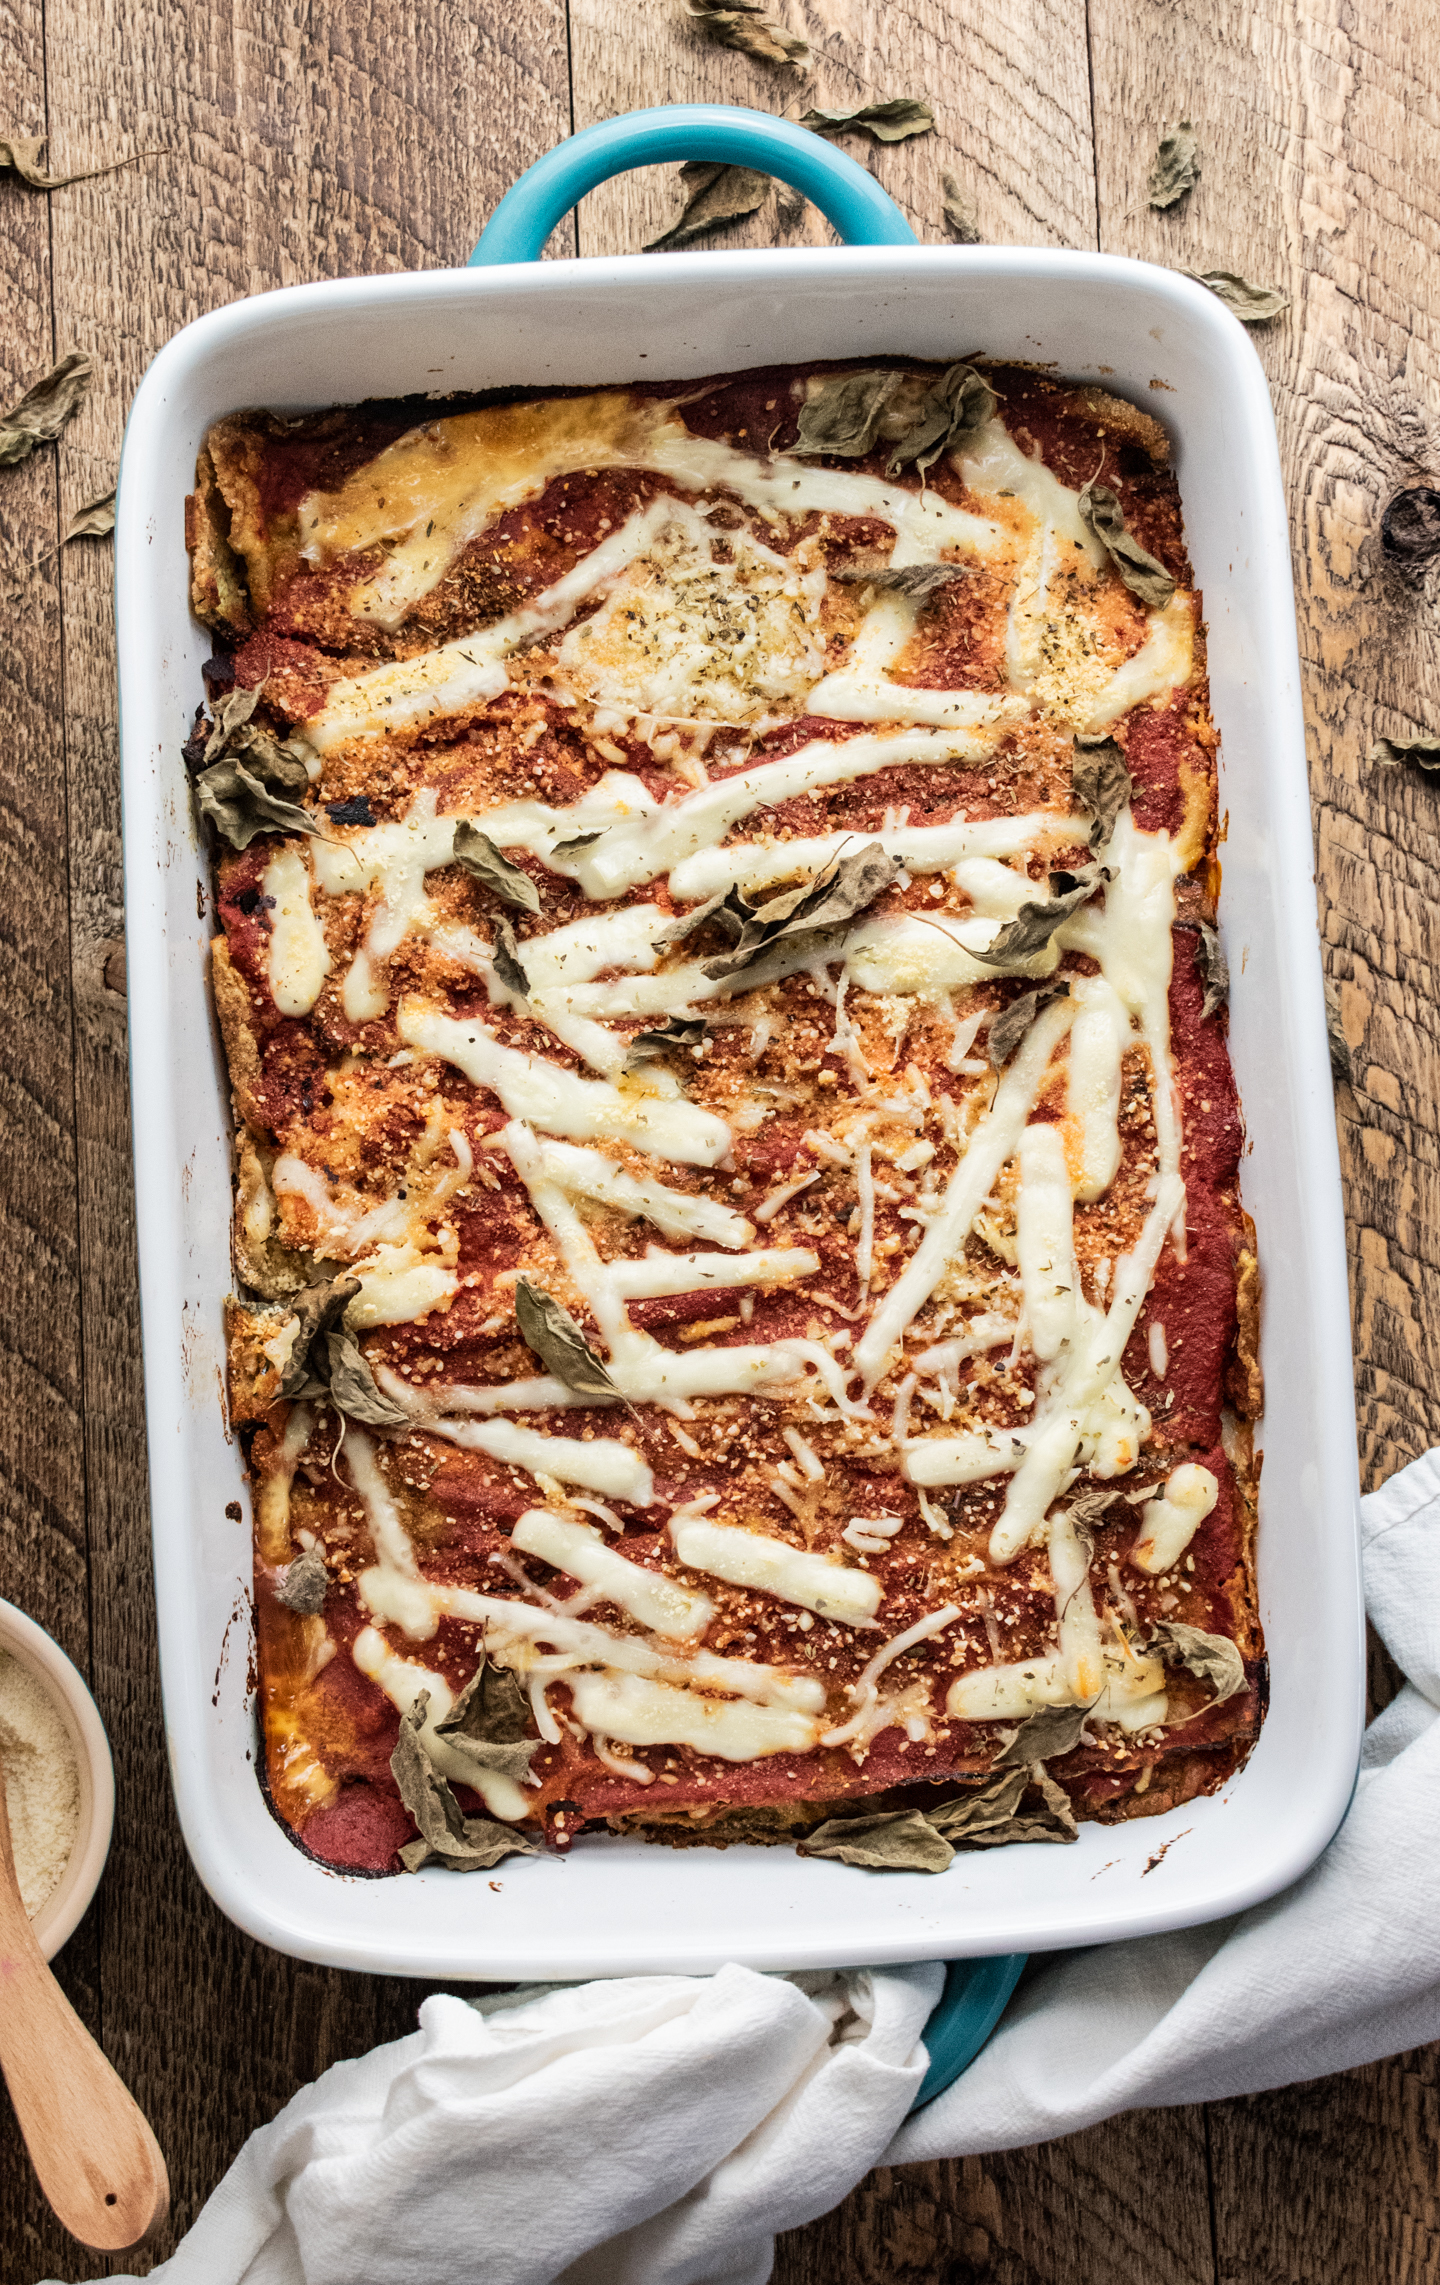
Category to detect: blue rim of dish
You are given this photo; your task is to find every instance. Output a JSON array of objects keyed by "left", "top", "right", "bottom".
[{"left": 911, "top": 1954, "right": 1028, "bottom": 2111}]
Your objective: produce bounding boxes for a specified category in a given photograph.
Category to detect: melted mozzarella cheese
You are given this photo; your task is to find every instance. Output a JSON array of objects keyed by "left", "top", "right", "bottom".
[
  {"left": 298, "top": 392, "right": 1008, "bottom": 630},
  {"left": 511, "top": 1510, "right": 713, "bottom": 1639},
  {"left": 345, "top": 1428, "right": 437, "bottom": 1641},
  {"left": 855, "top": 993, "right": 1076, "bottom": 1387},
  {"left": 904, "top": 1425, "right": 1032, "bottom": 1487},
  {"left": 399, "top": 1000, "right": 731, "bottom": 1166},
  {"left": 347, "top": 1242, "right": 459, "bottom": 1327},
  {"left": 1016, "top": 1124, "right": 1078, "bottom": 1362},
  {"left": 262, "top": 847, "right": 330, "bottom": 1016},
  {"left": 667, "top": 811, "right": 1087, "bottom": 903},
  {"left": 604, "top": 1245, "right": 818, "bottom": 1299},
  {"left": 670, "top": 1516, "right": 883, "bottom": 1624},
  {"left": 428, "top": 1419, "right": 655, "bottom": 1506},
  {"left": 808, "top": 589, "right": 1029, "bottom": 730},
  {"left": 434, "top": 1587, "right": 826, "bottom": 1711},
  {"left": 565, "top": 1670, "right": 821, "bottom": 1760},
  {"left": 1064, "top": 973, "right": 1130, "bottom": 1200},
  {"left": 844, "top": 909, "right": 1060, "bottom": 997},
  {"left": 1130, "top": 1463, "right": 1219, "bottom": 1574},
  {"left": 350, "top": 1627, "right": 529, "bottom": 1819},
  {"left": 1081, "top": 595, "right": 1195, "bottom": 731},
  {"left": 497, "top": 1130, "right": 752, "bottom": 1248}
]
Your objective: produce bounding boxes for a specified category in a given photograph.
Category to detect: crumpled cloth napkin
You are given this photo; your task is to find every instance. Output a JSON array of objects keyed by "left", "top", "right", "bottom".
[
  {"left": 894, "top": 1445, "right": 1440, "bottom": 2160},
  {"left": 77, "top": 1450, "right": 1437, "bottom": 2285},
  {"left": 91, "top": 1962, "right": 942, "bottom": 2285}
]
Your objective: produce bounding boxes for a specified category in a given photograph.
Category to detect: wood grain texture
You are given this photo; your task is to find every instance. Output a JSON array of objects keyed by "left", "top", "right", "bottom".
[
  {"left": 1083, "top": 5, "right": 1440, "bottom": 2284},
  {"left": 774, "top": 2112, "right": 1217, "bottom": 2285},
  {"left": 568, "top": 0, "right": 1097, "bottom": 264},
  {"left": 0, "top": 0, "right": 1437, "bottom": 2276}
]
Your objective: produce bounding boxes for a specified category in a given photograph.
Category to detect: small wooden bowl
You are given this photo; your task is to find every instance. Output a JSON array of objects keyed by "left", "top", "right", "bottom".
[{"left": 0, "top": 1600, "right": 115, "bottom": 1961}]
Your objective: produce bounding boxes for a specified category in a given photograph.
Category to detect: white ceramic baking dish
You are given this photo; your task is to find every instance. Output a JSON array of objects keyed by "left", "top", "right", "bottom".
[{"left": 116, "top": 113, "right": 1364, "bottom": 1979}]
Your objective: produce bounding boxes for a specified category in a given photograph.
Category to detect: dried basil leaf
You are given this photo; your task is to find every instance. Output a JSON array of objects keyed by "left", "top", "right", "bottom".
[
  {"left": 993, "top": 1705, "right": 1087, "bottom": 1766},
  {"left": 64, "top": 486, "right": 115, "bottom": 540},
  {"left": 1380, "top": 488, "right": 1440, "bottom": 585},
  {"left": 931, "top": 1762, "right": 1076, "bottom": 1847},
  {"left": 1182, "top": 270, "right": 1290, "bottom": 324},
  {"left": 276, "top": 1275, "right": 361, "bottom": 1398},
  {"left": 1066, "top": 1486, "right": 1125, "bottom": 1532},
  {"left": 1325, "top": 979, "right": 1354, "bottom": 1087},
  {"left": 942, "top": 172, "right": 981, "bottom": 244},
  {"left": 834, "top": 561, "right": 971, "bottom": 599},
  {"left": 799, "top": 100, "right": 935, "bottom": 144},
  {"left": 195, "top": 758, "right": 319, "bottom": 850},
  {"left": 491, "top": 918, "right": 531, "bottom": 999},
  {"left": 515, "top": 1280, "right": 623, "bottom": 1404},
  {"left": 652, "top": 887, "right": 748, "bottom": 945},
  {"left": 972, "top": 868, "right": 1103, "bottom": 971},
  {"left": 1078, "top": 480, "right": 1177, "bottom": 610},
  {"left": 987, "top": 980, "right": 1070, "bottom": 1070},
  {"left": 702, "top": 841, "right": 902, "bottom": 982},
  {"left": 627, "top": 1016, "right": 707, "bottom": 1067},
  {"left": 0, "top": 350, "right": 93, "bottom": 468},
  {"left": 324, "top": 1325, "right": 411, "bottom": 1427},
  {"left": 1147, "top": 119, "right": 1201, "bottom": 210},
  {"left": 1148, "top": 1620, "right": 1246, "bottom": 1709},
  {"left": 1370, "top": 733, "right": 1440, "bottom": 775},
  {"left": 884, "top": 362, "right": 997, "bottom": 478},
  {"left": 392, "top": 1696, "right": 539, "bottom": 1874},
  {"left": 0, "top": 131, "right": 161, "bottom": 191},
  {"left": 1072, "top": 734, "right": 1133, "bottom": 852},
  {"left": 276, "top": 1546, "right": 328, "bottom": 1616},
  {"left": 684, "top": 0, "right": 809, "bottom": 66},
  {"left": 550, "top": 828, "right": 604, "bottom": 858},
  {"left": 794, "top": 369, "right": 907, "bottom": 459},
  {"left": 433, "top": 1658, "right": 539, "bottom": 1788},
  {"left": 453, "top": 821, "right": 542, "bottom": 913},
  {"left": 1193, "top": 921, "right": 1229, "bottom": 1020},
  {"left": 645, "top": 161, "right": 771, "bottom": 254},
  {"left": 798, "top": 1809, "right": 954, "bottom": 1873}
]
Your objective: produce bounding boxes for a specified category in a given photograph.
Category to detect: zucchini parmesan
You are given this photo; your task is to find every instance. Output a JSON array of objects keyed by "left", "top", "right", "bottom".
[{"left": 187, "top": 358, "right": 1264, "bottom": 1878}]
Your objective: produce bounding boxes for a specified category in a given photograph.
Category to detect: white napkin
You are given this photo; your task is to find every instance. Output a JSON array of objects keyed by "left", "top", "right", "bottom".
[
  {"left": 93, "top": 1961, "right": 941, "bottom": 2285},
  {"left": 893, "top": 1446, "right": 1440, "bottom": 2160},
  {"left": 73, "top": 1451, "right": 1437, "bottom": 2285}
]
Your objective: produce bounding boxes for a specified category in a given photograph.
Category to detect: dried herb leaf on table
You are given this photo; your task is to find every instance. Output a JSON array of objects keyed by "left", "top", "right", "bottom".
[
  {"left": 1078, "top": 480, "right": 1177, "bottom": 609},
  {"left": 942, "top": 172, "right": 981, "bottom": 243},
  {"left": 645, "top": 162, "right": 771, "bottom": 254},
  {"left": 0, "top": 130, "right": 161, "bottom": 190},
  {"left": 64, "top": 487, "right": 116, "bottom": 539},
  {"left": 1183, "top": 270, "right": 1290, "bottom": 323},
  {"left": 0, "top": 350, "right": 93, "bottom": 468},
  {"left": 683, "top": 0, "right": 807, "bottom": 65},
  {"left": 798, "top": 100, "right": 935, "bottom": 143},
  {"left": 1370, "top": 732, "right": 1440, "bottom": 774},
  {"left": 1147, "top": 119, "right": 1201, "bottom": 209}
]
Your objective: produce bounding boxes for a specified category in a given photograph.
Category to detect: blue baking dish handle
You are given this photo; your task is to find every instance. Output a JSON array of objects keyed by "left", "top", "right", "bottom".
[
  {"left": 470, "top": 103, "right": 919, "bottom": 267},
  {"left": 910, "top": 1953, "right": 1028, "bottom": 2111}
]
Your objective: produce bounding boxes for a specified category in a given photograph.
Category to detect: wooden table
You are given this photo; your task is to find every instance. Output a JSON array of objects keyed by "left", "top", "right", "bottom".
[{"left": 1, "top": 0, "right": 1435, "bottom": 2274}]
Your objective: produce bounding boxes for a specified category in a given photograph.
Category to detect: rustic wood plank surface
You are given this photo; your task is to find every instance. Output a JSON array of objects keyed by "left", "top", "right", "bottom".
[{"left": 0, "top": 0, "right": 1436, "bottom": 2275}]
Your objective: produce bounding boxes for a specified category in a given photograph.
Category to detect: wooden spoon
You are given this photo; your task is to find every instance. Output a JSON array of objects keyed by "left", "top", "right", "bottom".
[{"left": 0, "top": 1762, "right": 169, "bottom": 2249}]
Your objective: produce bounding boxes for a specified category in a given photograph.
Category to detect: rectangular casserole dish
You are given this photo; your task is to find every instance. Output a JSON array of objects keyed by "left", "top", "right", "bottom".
[{"left": 118, "top": 218, "right": 1365, "bottom": 1977}]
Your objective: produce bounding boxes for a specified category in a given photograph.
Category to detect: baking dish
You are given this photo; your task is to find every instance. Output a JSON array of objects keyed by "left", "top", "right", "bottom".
[{"left": 116, "top": 106, "right": 1365, "bottom": 1980}]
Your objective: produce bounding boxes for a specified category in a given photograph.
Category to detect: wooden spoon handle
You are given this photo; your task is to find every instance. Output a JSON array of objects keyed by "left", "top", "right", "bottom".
[{"left": 0, "top": 1778, "right": 168, "bottom": 2250}]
